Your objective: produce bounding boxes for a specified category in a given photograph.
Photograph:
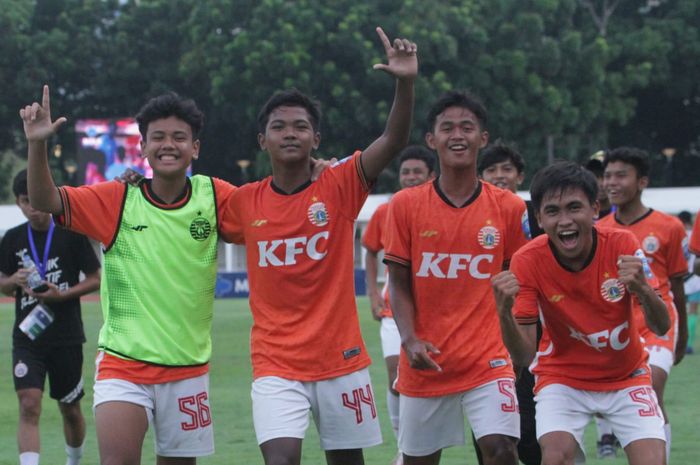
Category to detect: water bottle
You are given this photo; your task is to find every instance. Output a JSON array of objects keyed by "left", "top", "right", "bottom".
[{"left": 21, "top": 252, "right": 49, "bottom": 293}]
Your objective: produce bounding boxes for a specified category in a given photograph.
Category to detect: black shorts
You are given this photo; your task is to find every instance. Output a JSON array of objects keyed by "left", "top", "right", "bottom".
[{"left": 12, "top": 344, "right": 85, "bottom": 403}]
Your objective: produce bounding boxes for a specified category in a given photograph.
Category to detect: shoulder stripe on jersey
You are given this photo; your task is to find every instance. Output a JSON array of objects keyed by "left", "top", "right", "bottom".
[
  {"left": 103, "top": 185, "right": 129, "bottom": 253},
  {"left": 355, "top": 152, "right": 371, "bottom": 192},
  {"left": 57, "top": 187, "right": 71, "bottom": 227},
  {"left": 383, "top": 253, "right": 410, "bottom": 267}
]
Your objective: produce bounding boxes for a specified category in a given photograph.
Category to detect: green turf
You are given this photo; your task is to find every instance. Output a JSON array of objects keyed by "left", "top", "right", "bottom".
[{"left": 0, "top": 297, "right": 697, "bottom": 464}]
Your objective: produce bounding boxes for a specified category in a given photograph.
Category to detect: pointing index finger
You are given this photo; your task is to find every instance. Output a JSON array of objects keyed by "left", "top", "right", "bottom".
[
  {"left": 42, "top": 85, "right": 50, "bottom": 112},
  {"left": 376, "top": 27, "right": 392, "bottom": 52}
]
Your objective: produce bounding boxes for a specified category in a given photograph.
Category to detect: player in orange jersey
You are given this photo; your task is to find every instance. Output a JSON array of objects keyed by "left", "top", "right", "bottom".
[
  {"left": 493, "top": 160, "right": 669, "bottom": 465},
  {"left": 220, "top": 27, "right": 417, "bottom": 465},
  {"left": 362, "top": 145, "right": 435, "bottom": 463},
  {"left": 598, "top": 147, "right": 687, "bottom": 463},
  {"left": 384, "top": 91, "right": 529, "bottom": 465},
  {"left": 691, "top": 211, "right": 700, "bottom": 275}
]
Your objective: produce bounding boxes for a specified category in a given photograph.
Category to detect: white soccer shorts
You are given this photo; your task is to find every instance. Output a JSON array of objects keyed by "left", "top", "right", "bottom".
[
  {"left": 380, "top": 317, "right": 401, "bottom": 359},
  {"left": 93, "top": 374, "right": 214, "bottom": 457},
  {"left": 252, "top": 368, "right": 382, "bottom": 450},
  {"left": 398, "top": 378, "right": 520, "bottom": 457}
]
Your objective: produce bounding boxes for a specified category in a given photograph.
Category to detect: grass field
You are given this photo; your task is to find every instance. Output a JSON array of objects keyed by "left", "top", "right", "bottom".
[{"left": 0, "top": 297, "right": 698, "bottom": 464}]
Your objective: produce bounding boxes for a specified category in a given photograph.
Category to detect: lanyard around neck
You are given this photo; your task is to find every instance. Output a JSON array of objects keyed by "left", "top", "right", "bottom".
[{"left": 27, "top": 219, "right": 55, "bottom": 279}]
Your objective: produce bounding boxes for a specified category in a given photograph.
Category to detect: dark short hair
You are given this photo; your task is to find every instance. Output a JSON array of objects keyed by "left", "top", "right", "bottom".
[
  {"left": 530, "top": 161, "right": 598, "bottom": 212},
  {"left": 135, "top": 92, "right": 204, "bottom": 140},
  {"left": 257, "top": 89, "right": 322, "bottom": 134},
  {"left": 398, "top": 145, "right": 436, "bottom": 173},
  {"left": 478, "top": 141, "right": 524, "bottom": 175},
  {"left": 426, "top": 91, "right": 487, "bottom": 132},
  {"left": 584, "top": 158, "right": 605, "bottom": 178},
  {"left": 678, "top": 210, "right": 692, "bottom": 225},
  {"left": 12, "top": 169, "right": 28, "bottom": 197},
  {"left": 602, "top": 146, "right": 650, "bottom": 178}
]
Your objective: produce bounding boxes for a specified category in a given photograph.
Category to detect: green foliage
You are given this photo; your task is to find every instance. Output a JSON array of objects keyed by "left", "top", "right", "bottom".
[{"left": 1, "top": 0, "right": 698, "bottom": 192}]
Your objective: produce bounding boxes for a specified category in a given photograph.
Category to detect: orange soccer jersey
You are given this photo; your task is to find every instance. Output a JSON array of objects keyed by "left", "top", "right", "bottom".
[
  {"left": 361, "top": 202, "right": 392, "bottom": 318},
  {"left": 511, "top": 227, "right": 656, "bottom": 393},
  {"left": 57, "top": 177, "right": 237, "bottom": 383},
  {"left": 691, "top": 211, "right": 700, "bottom": 255},
  {"left": 383, "top": 180, "right": 528, "bottom": 397},
  {"left": 221, "top": 151, "right": 372, "bottom": 382},
  {"left": 598, "top": 210, "right": 688, "bottom": 350}
]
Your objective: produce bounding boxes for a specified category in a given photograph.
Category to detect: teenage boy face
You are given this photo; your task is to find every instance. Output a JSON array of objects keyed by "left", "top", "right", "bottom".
[
  {"left": 16, "top": 194, "right": 51, "bottom": 225},
  {"left": 258, "top": 105, "right": 320, "bottom": 164},
  {"left": 141, "top": 116, "right": 200, "bottom": 178},
  {"left": 603, "top": 161, "right": 648, "bottom": 207},
  {"left": 481, "top": 160, "right": 523, "bottom": 193},
  {"left": 537, "top": 187, "right": 599, "bottom": 267},
  {"left": 399, "top": 159, "right": 433, "bottom": 189},
  {"left": 425, "top": 106, "right": 488, "bottom": 170}
]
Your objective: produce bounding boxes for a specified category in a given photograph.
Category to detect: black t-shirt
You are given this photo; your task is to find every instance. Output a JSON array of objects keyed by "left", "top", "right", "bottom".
[{"left": 0, "top": 222, "right": 100, "bottom": 347}]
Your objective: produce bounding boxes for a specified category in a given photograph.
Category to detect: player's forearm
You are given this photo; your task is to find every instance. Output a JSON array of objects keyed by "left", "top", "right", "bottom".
[
  {"left": 27, "top": 140, "right": 63, "bottom": 214},
  {"left": 637, "top": 285, "right": 671, "bottom": 336},
  {"left": 0, "top": 275, "right": 17, "bottom": 296},
  {"left": 671, "top": 276, "right": 688, "bottom": 334},
  {"left": 498, "top": 308, "right": 536, "bottom": 366},
  {"left": 388, "top": 264, "right": 418, "bottom": 343},
  {"left": 694, "top": 256, "right": 700, "bottom": 276},
  {"left": 365, "top": 251, "right": 380, "bottom": 292},
  {"left": 361, "top": 78, "right": 415, "bottom": 182}
]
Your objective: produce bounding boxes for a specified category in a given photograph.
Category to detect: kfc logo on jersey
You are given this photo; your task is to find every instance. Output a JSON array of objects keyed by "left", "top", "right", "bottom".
[
  {"left": 415, "top": 252, "right": 494, "bottom": 279},
  {"left": 477, "top": 225, "right": 500, "bottom": 250},
  {"left": 600, "top": 278, "right": 625, "bottom": 303},
  {"left": 642, "top": 235, "right": 660, "bottom": 254},
  {"left": 568, "top": 321, "right": 630, "bottom": 351},
  {"left": 307, "top": 201, "right": 329, "bottom": 227},
  {"left": 257, "top": 231, "right": 329, "bottom": 267}
]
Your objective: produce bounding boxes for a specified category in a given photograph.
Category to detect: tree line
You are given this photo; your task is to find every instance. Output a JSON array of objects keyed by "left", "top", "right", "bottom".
[{"left": 1, "top": 0, "right": 698, "bottom": 199}]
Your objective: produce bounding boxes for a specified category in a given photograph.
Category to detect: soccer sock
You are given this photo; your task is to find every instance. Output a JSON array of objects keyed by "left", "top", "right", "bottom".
[
  {"left": 65, "top": 443, "right": 83, "bottom": 465},
  {"left": 595, "top": 416, "right": 613, "bottom": 440},
  {"left": 664, "top": 423, "right": 671, "bottom": 464},
  {"left": 386, "top": 389, "right": 400, "bottom": 439},
  {"left": 687, "top": 313, "right": 697, "bottom": 349},
  {"left": 19, "top": 452, "right": 40, "bottom": 465}
]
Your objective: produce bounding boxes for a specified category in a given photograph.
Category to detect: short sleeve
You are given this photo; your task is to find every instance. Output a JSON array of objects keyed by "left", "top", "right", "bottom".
[
  {"left": 383, "top": 191, "right": 411, "bottom": 267},
  {"left": 326, "top": 151, "right": 371, "bottom": 221},
  {"left": 57, "top": 181, "right": 126, "bottom": 245},
  {"left": 212, "top": 178, "right": 242, "bottom": 244},
  {"left": 689, "top": 212, "right": 700, "bottom": 255},
  {"left": 0, "top": 232, "right": 18, "bottom": 276},
  {"left": 510, "top": 253, "right": 540, "bottom": 324},
  {"left": 362, "top": 205, "right": 386, "bottom": 253},
  {"left": 667, "top": 218, "right": 689, "bottom": 278}
]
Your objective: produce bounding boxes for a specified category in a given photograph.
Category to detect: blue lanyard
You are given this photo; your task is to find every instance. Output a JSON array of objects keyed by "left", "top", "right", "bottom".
[{"left": 27, "top": 219, "right": 55, "bottom": 279}]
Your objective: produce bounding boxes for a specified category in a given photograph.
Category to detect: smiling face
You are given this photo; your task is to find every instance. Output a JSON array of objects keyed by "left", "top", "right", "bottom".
[
  {"left": 399, "top": 158, "right": 433, "bottom": 189},
  {"left": 258, "top": 105, "right": 320, "bottom": 166},
  {"left": 140, "top": 116, "right": 199, "bottom": 178},
  {"left": 538, "top": 187, "right": 600, "bottom": 270},
  {"left": 603, "top": 160, "right": 647, "bottom": 208},
  {"left": 425, "top": 106, "right": 488, "bottom": 171},
  {"left": 481, "top": 160, "right": 524, "bottom": 193}
]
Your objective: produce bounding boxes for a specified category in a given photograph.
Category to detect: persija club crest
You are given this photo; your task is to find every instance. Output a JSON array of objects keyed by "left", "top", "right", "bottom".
[
  {"left": 642, "top": 235, "right": 660, "bottom": 254},
  {"left": 601, "top": 278, "right": 625, "bottom": 303},
  {"left": 478, "top": 225, "right": 500, "bottom": 249},
  {"left": 307, "top": 201, "right": 329, "bottom": 227}
]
